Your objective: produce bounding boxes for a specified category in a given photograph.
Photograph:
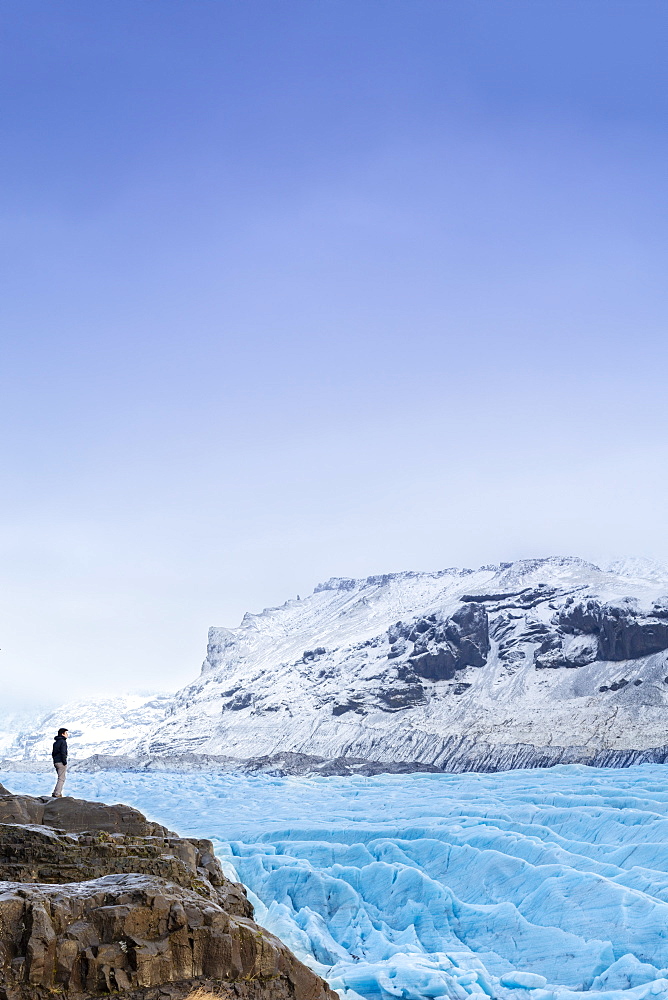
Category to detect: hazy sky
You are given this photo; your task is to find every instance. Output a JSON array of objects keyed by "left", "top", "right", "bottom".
[{"left": 1, "top": 1, "right": 667, "bottom": 710}]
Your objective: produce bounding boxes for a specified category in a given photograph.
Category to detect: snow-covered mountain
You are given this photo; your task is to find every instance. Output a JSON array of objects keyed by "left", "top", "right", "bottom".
[
  {"left": 133, "top": 555, "right": 668, "bottom": 770},
  {"left": 6, "top": 556, "right": 668, "bottom": 773},
  {"left": 0, "top": 694, "right": 171, "bottom": 763}
]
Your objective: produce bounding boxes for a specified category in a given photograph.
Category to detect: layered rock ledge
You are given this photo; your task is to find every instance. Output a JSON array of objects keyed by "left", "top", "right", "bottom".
[{"left": 0, "top": 783, "right": 335, "bottom": 1000}]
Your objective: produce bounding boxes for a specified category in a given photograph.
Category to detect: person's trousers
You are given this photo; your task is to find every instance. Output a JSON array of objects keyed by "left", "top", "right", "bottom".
[{"left": 52, "top": 762, "right": 67, "bottom": 797}]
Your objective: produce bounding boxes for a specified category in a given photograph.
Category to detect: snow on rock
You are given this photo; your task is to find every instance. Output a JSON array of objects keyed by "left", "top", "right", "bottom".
[{"left": 4, "top": 763, "right": 668, "bottom": 1000}]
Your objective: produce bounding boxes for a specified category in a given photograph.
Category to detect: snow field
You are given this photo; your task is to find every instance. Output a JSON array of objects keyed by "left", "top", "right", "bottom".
[{"left": 4, "top": 765, "right": 668, "bottom": 1000}]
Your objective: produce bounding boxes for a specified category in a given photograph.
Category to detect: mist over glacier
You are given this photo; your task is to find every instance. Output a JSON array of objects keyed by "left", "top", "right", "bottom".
[{"left": 5, "top": 764, "right": 668, "bottom": 999}]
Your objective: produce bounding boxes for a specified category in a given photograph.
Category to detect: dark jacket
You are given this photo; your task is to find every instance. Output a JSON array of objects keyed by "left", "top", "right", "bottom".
[{"left": 52, "top": 735, "right": 68, "bottom": 765}]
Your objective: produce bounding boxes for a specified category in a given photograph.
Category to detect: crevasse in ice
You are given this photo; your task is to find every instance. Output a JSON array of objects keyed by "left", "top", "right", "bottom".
[{"left": 6, "top": 765, "right": 668, "bottom": 1000}]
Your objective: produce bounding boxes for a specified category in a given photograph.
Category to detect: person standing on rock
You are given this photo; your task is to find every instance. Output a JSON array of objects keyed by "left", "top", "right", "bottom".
[{"left": 51, "top": 727, "right": 69, "bottom": 797}]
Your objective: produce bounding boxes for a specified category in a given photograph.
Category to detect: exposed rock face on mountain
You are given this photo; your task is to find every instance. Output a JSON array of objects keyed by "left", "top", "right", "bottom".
[
  {"left": 557, "top": 596, "right": 668, "bottom": 660},
  {"left": 0, "top": 783, "right": 336, "bottom": 1000},
  {"left": 4, "top": 556, "right": 668, "bottom": 775},
  {"left": 394, "top": 602, "right": 490, "bottom": 682}
]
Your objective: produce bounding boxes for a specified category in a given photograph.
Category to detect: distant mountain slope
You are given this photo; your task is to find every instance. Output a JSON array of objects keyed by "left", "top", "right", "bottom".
[
  {"left": 6, "top": 556, "right": 668, "bottom": 773},
  {"left": 1, "top": 694, "right": 171, "bottom": 762}
]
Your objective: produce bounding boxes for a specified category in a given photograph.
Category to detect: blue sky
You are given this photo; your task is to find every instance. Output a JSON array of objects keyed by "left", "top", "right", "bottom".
[{"left": 1, "top": 1, "right": 666, "bottom": 707}]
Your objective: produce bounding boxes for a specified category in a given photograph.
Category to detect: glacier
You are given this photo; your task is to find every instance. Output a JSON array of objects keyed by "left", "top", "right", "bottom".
[{"left": 5, "top": 763, "right": 668, "bottom": 999}]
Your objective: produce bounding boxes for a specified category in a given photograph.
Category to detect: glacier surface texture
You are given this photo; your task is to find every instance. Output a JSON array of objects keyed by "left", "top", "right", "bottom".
[{"left": 5, "top": 764, "right": 668, "bottom": 1000}]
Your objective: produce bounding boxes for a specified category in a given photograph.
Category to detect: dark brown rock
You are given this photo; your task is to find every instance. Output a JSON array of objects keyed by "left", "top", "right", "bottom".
[
  {"left": 0, "top": 875, "right": 335, "bottom": 1000},
  {"left": 0, "top": 823, "right": 249, "bottom": 918},
  {"left": 0, "top": 785, "right": 168, "bottom": 837}
]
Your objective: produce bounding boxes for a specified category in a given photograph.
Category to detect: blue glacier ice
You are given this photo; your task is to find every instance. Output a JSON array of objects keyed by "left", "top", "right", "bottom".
[{"left": 5, "top": 765, "right": 668, "bottom": 1000}]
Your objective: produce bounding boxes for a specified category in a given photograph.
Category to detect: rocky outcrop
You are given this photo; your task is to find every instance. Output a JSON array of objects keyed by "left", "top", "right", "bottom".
[
  {"left": 533, "top": 632, "right": 598, "bottom": 669},
  {"left": 0, "top": 790, "right": 168, "bottom": 837},
  {"left": 0, "top": 823, "right": 247, "bottom": 917},
  {"left": 388, "top": 602, "right": 490, "bottom": 682},
  {"left": 533, "top": 597, "right": 668, "bottom": 668},
  {"left": 558, "top": 597, "right": 668, "bottom": 660},
  {"left": 0, "top": 784, "right": 336, "bottom": 1000},
  {"left": 0, "top": 875, "right": 331, "bottom": 1000},
  {"left": 491, "top": 614, "right": 555, "bottom": 664},
  {"left": 461, "top": 583, "right": 564, "bottom": 611}
]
